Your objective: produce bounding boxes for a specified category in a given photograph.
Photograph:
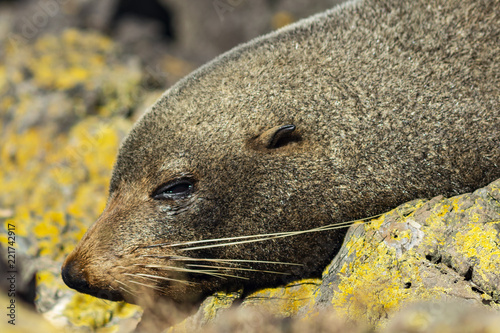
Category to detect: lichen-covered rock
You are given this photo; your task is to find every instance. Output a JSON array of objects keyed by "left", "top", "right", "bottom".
[
  {"left": 185, "top": 302, "right": 500, "bottom": 333},
  {"left": 383, "top": 302, "right": 500, "bottom": 333},
  {"left": 0, "top": 28, "right": 149, "bottom": 333}
]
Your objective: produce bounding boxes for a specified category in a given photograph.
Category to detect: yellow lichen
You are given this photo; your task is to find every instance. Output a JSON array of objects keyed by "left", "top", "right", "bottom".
[
  {"left": 243, "top": 279, "right": 320, "bottom": 317},
  {"left": 454, "top": 222, "right": 500, "bottom": 283},
  {"left": 62, "top": 293, "right": 141, "bottom": 330},
  {"left": 333, "top": 209, "right": 446, "bottom": 327},
  {"left": 37, "top": 270, "right": 55, "bottom": 286},
  {"left": 0, "top": 27, "right": 145, "bottom": 331},
  {"left": 20, "top": 29, "right": 116, "bottom": 91},
  {"left": 420, "top": 200, "right": 452, "bottom": 248},
  {"left": 272, "top": 11, "right": 296, "bottom": 30},
  {"left": 0, "top": 118, "right": 130, "bottom": 260},
  {"left": 202, "top": 291, "right": 242, "bottom": 321},
  {"left": 2, "top": 29, "right": 142, "bottom": 131}
]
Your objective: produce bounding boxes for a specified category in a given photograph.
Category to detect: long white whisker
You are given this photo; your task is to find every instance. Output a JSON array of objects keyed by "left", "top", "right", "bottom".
[
  {"left": 135, "top": 264, "right": 248, "bottom": 280},
  {"left": 174, "top": 257, "right": 304, "bottom": 266},
  {"left": 186, "top": 264, "right": 291, "bottom": 275},
  {"left": 127, "top": 279, "right": 168, "bottom": 292},
  {"left": 124, "top": 272, "right": 195, "bottom": 285},
  {"left": 115, "top": 280, "right": 137, "bottom": 297},
  {"left": 142, "top": 215, "right": 380, "bottom": 250},
  {"left": 178, "top": 221, "right": 370, "bottom": 252},
  {"left": 140, "top": 255, "right": 304, "bottom": 267},
  {"left": 118, "top": 286, "right": 132, "bottom": 295}
]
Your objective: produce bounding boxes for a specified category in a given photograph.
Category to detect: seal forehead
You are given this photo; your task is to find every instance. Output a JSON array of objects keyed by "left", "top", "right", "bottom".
[
  {"left": 109, "top": 99, "right": 249, "bottom": 195},
  {"left": 110, "top": 122, "right": 192, "bottom": 193}
]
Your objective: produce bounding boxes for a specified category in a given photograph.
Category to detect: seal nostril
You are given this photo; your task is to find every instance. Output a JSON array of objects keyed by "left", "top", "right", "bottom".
[
  {"left": 61, "top": 258, "right": 125, "bottom": 302},
  {"left": 61, "top": 260, "right": 92, "bottom": 293}
]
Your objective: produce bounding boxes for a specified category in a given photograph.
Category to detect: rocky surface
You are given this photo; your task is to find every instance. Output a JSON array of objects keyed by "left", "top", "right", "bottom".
[{"left": 2, "top": 0, "right": 343, "bottom": 88}]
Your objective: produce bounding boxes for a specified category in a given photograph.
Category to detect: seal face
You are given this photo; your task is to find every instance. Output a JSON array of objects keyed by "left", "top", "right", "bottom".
[{"left": 62, "top": 0, "right": 500, "bottom": 307}]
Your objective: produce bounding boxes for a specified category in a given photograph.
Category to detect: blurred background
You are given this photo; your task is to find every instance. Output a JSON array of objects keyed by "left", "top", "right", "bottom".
[{"left": 0, "top": 0, "right": 344, "bottom": 331}]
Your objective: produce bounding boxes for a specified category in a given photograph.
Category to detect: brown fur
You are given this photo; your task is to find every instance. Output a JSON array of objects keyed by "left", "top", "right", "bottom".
[{"left": 63, "top": 0, "right": 500, "bottom": 313}]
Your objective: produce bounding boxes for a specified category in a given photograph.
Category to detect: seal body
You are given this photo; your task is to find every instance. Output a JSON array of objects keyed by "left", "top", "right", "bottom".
[{"left": 63, "top": 0, "right": 500, "bottom": 306}]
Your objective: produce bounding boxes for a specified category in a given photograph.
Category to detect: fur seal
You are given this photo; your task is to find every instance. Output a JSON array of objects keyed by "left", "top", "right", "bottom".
[{"left": 62, "top": 0, "right": 499, "bottom": 311}]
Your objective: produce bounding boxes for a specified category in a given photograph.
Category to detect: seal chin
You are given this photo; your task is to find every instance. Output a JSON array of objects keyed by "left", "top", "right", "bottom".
[{"left": 62, "top": 258, "right": 125, "bottom": 302}]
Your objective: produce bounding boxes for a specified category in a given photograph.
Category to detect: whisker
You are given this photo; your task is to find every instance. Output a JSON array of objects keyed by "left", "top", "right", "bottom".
[
  {"left": 118, "top": 287, "right": 129, "bottom": 295},
  {"left": 140, "top": 255, "right": 304, "bottom": 267},
  {"left": 173, "top": 221, "right": 357, "bottom": 246},
  {"left": 136, "top": 264, "right": 248, "bottom": 280},
  {"left": 186, "top": 264, "right": 291, "bottom": 275},
  {"left": 174, "top": 257, "right": 304, "bottom": 267},
  {"left": 178, "top": 227, "right": 330, "bottom": 251},
  {"left": 127, "top": 279, "right": 168, "bottom": 293},
  {"left": 115, "top": 280, "right": 137, "bottom": 297},
  {"left": 198, "top": 271, "right": 249, "bottom": 280},
  {"left": 134, "top": 263, "right": 197, "bottom": 274},
  {"left": 124, "top": 272, "right": 196, "bottom": 286},
  {"left": 141, "top": 214, "right": 381, "bottom": 250},
  {"left": 179, "top": 219, "right": 377, "bottom": 252}
]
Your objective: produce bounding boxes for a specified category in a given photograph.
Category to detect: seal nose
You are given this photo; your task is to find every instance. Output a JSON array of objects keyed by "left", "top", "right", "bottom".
[
  {"left": 61, "top": 255, "right": 125, "bottom": 302},
  {"left": 61, "top": 258, "right": 92, "bottom": 293}
]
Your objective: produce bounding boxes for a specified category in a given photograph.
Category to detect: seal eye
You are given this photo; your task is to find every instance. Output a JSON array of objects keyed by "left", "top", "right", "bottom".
[{"left": 153, "top": 180, "right": 194, "bottom": 200}]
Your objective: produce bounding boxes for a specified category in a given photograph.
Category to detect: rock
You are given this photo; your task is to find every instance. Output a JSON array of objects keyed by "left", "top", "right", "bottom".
[{"left": 1, "top": 0, "right": 345, "bottom": 89}]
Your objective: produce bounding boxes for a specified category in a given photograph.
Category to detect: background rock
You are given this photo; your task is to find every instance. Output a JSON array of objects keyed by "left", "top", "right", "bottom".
[{"left": 4, "top": 0, "right": 344, "bottom": 88}]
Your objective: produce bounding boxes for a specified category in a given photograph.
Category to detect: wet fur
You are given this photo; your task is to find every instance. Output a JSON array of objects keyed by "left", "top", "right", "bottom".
[{"left": 63, "top": 0, "right": 499, "bottom": 309}]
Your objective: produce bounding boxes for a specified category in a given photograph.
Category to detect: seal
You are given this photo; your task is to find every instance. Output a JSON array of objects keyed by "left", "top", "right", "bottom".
[{"left": 62, "top": 0, "right": 500, "bottom": 312}]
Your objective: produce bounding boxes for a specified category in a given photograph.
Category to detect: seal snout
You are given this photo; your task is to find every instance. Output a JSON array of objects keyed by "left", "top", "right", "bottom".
[{"left": 61, "top": 257, "right": 92, "bottom": 294}]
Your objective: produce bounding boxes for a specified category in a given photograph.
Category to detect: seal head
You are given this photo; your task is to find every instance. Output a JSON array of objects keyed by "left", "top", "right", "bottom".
[
  {"left": 62, "top": 0, "right": 500, "bottom": 306},
  {"left": 62, "top": 114, "right": 345, "bottom": 304}
]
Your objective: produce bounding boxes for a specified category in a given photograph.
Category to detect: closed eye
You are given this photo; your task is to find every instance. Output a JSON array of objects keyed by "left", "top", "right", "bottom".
[{"left": 152, "top": 179, "right": 195, "bottom": 200}]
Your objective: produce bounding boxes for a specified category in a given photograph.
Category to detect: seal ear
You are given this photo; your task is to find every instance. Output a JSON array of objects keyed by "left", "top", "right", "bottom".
[{"left": 258, "top": 124, "right": 297, "bottom": 149}]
